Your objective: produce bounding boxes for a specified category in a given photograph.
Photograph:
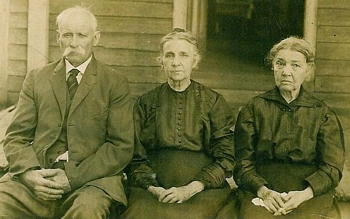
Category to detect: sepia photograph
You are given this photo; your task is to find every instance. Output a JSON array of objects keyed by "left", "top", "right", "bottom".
[{"left": 0, "top": 0, "right": 349, "bottom": 218}]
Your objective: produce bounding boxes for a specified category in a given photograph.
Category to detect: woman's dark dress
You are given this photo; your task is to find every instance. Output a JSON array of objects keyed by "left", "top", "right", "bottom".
[
  {"left": 234, "top": 87, "right": 345, "bottom": 219},
  {"left": 122, "top": 81, "right": 236, "bottom": 219}
]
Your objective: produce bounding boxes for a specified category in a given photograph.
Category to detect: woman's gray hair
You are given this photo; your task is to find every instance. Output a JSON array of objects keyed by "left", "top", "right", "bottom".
[
  {"left": 266, "top": 36, "right": 315, "bottom": 67},
  {"left": 56, "top": 6, "right": 98, "bottom": 32},
  {"left": 159, "top": 28, "right": 201, "bottom": 64}
]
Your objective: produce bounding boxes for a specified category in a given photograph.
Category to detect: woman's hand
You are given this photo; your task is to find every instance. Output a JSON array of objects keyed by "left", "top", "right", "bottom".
[
  {"left": 148, "top": 181, "right": 204, "bottom": 203},
  {"left": 148, "top": 186, "right": 167, "bottom": 200},
  {"left": 277, "top": 186, "right": 314, "bottom": 215},
  {"left": 257, "top": 186, "right": 286, "bottom": 214}
]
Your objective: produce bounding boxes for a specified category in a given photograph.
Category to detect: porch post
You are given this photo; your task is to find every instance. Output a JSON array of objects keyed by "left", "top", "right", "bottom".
[
  {"left": 27, "top": 0, "right": 49, "bottom": 72},
  {"left": 304, "top": 0, "right": 318, "bottom": 92},
  {"left": 0, "top": 0, "right": 10, "bottom": 106},
  {"left": 173, "top": 0, "right": 188, "bottom": 29}
]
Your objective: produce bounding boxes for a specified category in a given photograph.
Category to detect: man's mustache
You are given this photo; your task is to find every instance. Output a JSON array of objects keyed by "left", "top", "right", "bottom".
[{"left": 63, "top": 47, "right": 85, "bottom": 57}]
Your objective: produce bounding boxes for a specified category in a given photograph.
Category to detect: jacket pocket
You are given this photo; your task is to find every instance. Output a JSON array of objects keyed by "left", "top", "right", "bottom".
[{"left": 91, "top": 110, "right": 109, "bottom": 122}]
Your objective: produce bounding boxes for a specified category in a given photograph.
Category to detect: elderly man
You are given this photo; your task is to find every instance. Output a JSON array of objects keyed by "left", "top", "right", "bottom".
[{"left": 0, "top": 6, "right": 133, "bottom": 219}]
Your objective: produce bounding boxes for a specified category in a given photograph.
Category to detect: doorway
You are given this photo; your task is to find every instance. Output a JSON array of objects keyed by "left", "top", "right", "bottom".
[{"left": 206, "top": 0, "right": 305, "bottom": 65}]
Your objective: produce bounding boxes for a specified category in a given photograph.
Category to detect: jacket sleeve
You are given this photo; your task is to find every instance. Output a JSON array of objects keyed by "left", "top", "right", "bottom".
[
  {"left": 193, "top": 95, "right": 236, "bottom": 188},
  {"left": 64, "top": 75, "right": 134, "bottom": 190},
  {"left": 3, "top": 69, "right": 41, "bottom": 176},
  {"left": 125, "top": 100, "right": 159, "bottom": 189},
  {"left": 233, "top": 103, "right": 268, "bottom": 194},
  {"left": 305, "top": 108, "right": 345, "bottom": 196}
]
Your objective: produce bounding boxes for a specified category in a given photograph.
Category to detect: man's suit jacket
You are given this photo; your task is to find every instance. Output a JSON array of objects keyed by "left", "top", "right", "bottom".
[{"left": 3, "top": 56, "right": 134, "bottom": 205}]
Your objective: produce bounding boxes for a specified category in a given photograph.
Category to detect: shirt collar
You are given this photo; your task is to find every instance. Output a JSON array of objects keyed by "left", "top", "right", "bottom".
[
  {"left": 65, "top": 56, "right": 92, "bottom": 75},
  {"left": 259, "top": 86, "right": 323, "bottom": 108}
]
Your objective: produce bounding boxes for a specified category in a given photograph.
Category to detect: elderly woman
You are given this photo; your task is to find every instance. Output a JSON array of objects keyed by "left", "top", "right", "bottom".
[
  {"left": 121, "top": 28, "right": 236, "bottom": 219},
  {"left": 234, "top": 36, "right": 345, "bottom": 219}
]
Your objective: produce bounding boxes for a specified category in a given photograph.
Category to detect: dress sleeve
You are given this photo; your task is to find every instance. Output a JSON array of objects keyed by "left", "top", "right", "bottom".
[
  {"left": 305, "top": 108, "right": 345, "bottom": 196},
  {"left": 233, "top": 103, "right": 268, "bottom": 194},
  {"left": 126, "top": 100, "right": 159, "bottom": 189},
  {"left": 193, "top": 95, "right": 235, "bottom": 188}
]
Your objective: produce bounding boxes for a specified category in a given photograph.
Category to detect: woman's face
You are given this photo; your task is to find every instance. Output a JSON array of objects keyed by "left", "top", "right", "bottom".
[
  {"left": 273, "top": 49, "right": 311, "bottom": 92},
  {"left": 161, "top": 39, "right": 198, "bottom": 83}
]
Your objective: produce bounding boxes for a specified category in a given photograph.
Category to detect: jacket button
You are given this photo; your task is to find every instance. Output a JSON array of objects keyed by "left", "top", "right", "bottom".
[{"left": 58, "top": 123, "right": 62, "bottom": 127}]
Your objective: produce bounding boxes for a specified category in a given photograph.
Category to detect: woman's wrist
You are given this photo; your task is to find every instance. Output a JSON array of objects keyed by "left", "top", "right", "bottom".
[
  {"left": 187, "top": 181, "right": 205, "bottom": 196},
  {"left": 257, "top": 186, "right": 271, "bottom": 199},
  {"left": 302, "top": 186, "right": 314, "bottom": 201}
]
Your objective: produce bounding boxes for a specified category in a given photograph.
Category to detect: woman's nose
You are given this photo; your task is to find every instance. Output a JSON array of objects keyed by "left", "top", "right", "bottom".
[
  {"left": 282, "top": 65, "right": 292, "bottom": 76},
  {"left": 172, "top": 56, "right": 180, "bottom": 66}
]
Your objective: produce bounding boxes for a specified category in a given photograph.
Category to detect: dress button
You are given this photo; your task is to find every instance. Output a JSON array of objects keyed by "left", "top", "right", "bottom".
[{"left": 49, "top": 158, "right": 54, "bottom": 163}]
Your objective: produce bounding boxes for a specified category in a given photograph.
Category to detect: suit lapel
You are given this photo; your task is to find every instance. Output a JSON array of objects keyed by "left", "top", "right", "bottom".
[
  {"left": 50, "top": 59, "right": 67, "bottom": 120},
  {"left": 69, "top": 58, "right": 97, "bottom": 117}
]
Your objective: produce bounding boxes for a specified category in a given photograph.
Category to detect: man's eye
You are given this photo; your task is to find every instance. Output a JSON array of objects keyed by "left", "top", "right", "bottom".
[
  {"left": 180, "top": 53, "right": 189, "bottom": 57},
  {"left": 63, "top": 33, "right": 72, "bottom": 37},
  {"left": 165, "top": 53, "right": 174, "bottom": 58},
  {"left": 292, "top": 64, "right": 301, "bottom": 68},
  {"left": 78, "top": 33, "right": 87, "bottom": 37}
]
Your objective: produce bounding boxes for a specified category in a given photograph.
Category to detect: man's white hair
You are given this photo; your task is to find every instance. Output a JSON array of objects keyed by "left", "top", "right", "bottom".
[{"left": 56, "top": 6, "right": 98, "bottom": 32}]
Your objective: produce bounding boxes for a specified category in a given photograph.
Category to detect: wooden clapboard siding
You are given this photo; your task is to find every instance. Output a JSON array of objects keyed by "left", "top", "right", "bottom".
[
  {"left": 48, "top": 16, "right": 172, "bottom": 34},
  {"left": 50, "top": 1, "right": 172, "bottom": 18},
  {"left": 315, "top": 76, "right": 350, "bottom": 93},
  {"left": 315, "top": 0, "right": 350, "bottom": 101},
  {"left": 316, "top": 60, "right": 350, "bottom": 77},
  {"left": 105, "top": 0, "right": 172, "bottom": 2},
  {"left": 49, "top": 0, "right": 173, "bottom": 97},
  {"left": 6, "top": 0, "right": 28, "bottom": 105}
]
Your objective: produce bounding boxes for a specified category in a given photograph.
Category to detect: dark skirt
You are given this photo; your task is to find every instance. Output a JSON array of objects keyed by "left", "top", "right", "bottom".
[
  {"left": 121, "top": 149, "right": 236, "bottom": 219},
  {"left": 237, "top": 162, "right": 341, "bottom": 219}
]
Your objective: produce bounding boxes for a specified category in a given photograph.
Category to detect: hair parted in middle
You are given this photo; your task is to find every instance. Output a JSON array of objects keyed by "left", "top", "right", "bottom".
[
  {"left": 265, "top": 36, "right": 315, "bottom": 69},
  {"left": 158, "top": 28, "right": 201, "bottom": 66}
]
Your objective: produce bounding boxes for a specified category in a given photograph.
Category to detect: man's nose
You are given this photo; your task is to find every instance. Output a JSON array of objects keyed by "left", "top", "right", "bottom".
[{"left": 70, "top": 34, "right": 78, "bottom": 47}]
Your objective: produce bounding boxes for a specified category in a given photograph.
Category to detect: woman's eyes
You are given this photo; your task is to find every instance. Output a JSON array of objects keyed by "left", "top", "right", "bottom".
[
  {"left": 165, "top": 53, "right": 174, "bottom": 58},
  {"left": 275, "top": 60, "right": 285, "bottom": 66},
  {"left": 274, "top": 60, "right": 301, "bottom": 68}
]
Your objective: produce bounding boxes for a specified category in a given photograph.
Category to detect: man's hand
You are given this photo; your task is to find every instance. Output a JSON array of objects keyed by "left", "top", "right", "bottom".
[
  {"left": 19, "top": 169, "right": 64, "bottom": 201},
  {"left": 257, "top": 186, "right": 286, "bottom": 214},
  {"left": 277, "top": 186, "right": 314, "bottom": 215},
  {"left": 46, "top": 169, "right": 72, "bottom": 193}
]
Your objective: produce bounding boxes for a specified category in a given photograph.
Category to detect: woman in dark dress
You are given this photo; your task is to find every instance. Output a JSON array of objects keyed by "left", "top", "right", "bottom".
[
  {"left": 234, "top": 37, "right": 345, "bottom": 219},
  {"left": 121, "top": 28, "right": 236, "bottom": 219}
]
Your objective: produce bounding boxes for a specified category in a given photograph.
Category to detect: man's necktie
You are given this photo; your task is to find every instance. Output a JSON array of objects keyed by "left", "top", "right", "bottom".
[{"left": 67, "top": 69, "right": 79, "bottom": 99}]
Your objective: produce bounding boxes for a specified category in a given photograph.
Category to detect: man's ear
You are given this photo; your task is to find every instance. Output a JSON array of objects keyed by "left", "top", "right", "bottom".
[
  {"left": 56, "top": 30, "right": 60, "bottom": 43},
  {"left": 93, "top": 31, "right": 101, "bottom": 46}
]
